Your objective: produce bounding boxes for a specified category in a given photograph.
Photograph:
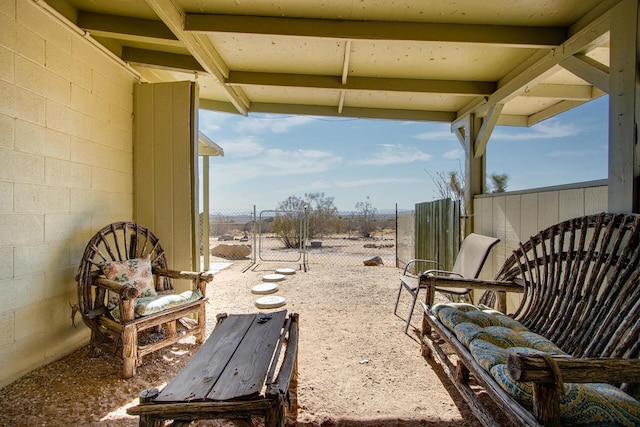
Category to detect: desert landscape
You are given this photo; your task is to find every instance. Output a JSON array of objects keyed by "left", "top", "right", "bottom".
[{"left": 0, "top": 258, "right": 487, "bottom": 426}]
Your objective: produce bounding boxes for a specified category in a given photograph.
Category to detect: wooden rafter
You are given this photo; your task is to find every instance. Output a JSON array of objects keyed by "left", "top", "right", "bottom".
[
  {"left": 184, "top": 14, "right": 567, "bottom": 48},
  {"left": 144, "top": 0, "right": 250, "bottom": 115},
  {"left": 226, "top": 72, "right": 495, "bottom": 96}
]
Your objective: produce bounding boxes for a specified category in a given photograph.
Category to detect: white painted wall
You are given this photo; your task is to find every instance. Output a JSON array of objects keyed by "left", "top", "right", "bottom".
[
  {"left": 0, "top": 0, "right": 137, "bottom": 387},
  {"left": 472, "top": 181, "right": 608, "bottom": 312}
]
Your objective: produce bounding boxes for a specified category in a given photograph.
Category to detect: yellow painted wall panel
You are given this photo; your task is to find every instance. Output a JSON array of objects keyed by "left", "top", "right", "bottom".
[{"left": 134, "top": 81, "right": 198, "bottom": 280}]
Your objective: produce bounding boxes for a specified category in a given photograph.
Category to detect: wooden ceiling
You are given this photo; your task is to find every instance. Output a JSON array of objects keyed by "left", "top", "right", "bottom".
[{"left": 45, "top": 0, "right": 616, "bottom": 126}]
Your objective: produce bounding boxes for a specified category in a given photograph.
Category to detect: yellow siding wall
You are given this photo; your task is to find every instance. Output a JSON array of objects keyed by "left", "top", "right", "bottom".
[
  {"left": 473, "top": 184, "right": 608, "bottom": 313},
  {"left": 0, "top": 0, "right": 137, "bottom": 387},
  {"left": 134, "top": 82, "right": 200, "bottom": 283}
]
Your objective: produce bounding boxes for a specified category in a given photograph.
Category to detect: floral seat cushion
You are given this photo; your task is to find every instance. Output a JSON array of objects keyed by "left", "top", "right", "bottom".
[
  {"left": 433, "top": 302, "right": 640, "bottom": 426},
  {"left": 110, "top": 289, "right": 203, "bottom": 321}
]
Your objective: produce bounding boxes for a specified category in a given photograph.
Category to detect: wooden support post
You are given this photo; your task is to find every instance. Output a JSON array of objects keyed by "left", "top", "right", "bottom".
[
  {"left": 138, "top": 388, "right": 162, "bottom": 427},
  {"left": 456, "top": 361, "right": 470, "bottom": 384},
  {"left": 496, "top": 291, "right": 507, "bottom": 314},
  {"left": 421, "top": 281, "right": 434, "bottom": 357},
  {"left": 196, "top": 301, "right": 206, "bottom": 343},
  {"left": 166, "top": 320, "right": 176, "bottom": 339},
  {"left": 265, "top": 393, "right": 286, "bottom": 427},
  {"left": 608, "top": 0, "right": 640, "bottom": 213},
  {"left": 122, "top": 324, "right": 138, "bottom": 378},
  {"left": 533, "top": 383, "right": 562, "bottom": 427}
]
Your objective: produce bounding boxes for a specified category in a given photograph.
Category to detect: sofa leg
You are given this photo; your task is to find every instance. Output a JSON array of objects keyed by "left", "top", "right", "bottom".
[
  {"left": 456, "top": 361, "right": 470, "bottom": 384},
  {"left": 196, "top": 303, "right": 206, "bottom": 344},
  {"left": 533, "top": 383, "right": 562, "bottom": 427},
  {"left": 122, "top": 325, "right": 138, "bottom": 378}
]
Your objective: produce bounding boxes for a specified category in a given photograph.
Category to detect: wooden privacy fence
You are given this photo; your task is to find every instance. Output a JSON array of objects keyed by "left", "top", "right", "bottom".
[{"left": 413, "top": 199, "right": 462, "bottom": 273}]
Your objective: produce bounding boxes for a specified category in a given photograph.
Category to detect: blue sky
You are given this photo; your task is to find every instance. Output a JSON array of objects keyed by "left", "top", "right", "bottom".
[{"left": 199, "top": 96, "right": 609, "bottom": 213}]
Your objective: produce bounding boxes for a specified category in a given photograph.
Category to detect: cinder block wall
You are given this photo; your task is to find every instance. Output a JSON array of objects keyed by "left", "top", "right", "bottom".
[{"left": 0, "top": 1, "right": 137, "bottom": 388}]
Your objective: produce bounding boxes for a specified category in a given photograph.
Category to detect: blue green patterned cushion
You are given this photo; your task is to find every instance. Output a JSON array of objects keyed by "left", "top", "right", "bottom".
[
  {"left": 453, "top": 322, "right": 485, "bottom": 346},
  {"left": 491, "top": 364, "right": 640, "bottom": 426},
  {"left": 110, "top": 289, "right": 203, "bottom": 321},
  {"left": 482, "top": 311, "right": 528, "bottom": 332},
  {"left": 519, "top": 331, "right": 566, "bottom": 354},
  {"left": 435, "top": 306, "right": 474, "bottom": 331},
  {"left": 469, "top": 339, "right": 509, "bottom": 371},
  {"left": 434, "top": 302, "right": 640, "bottom": 425}
]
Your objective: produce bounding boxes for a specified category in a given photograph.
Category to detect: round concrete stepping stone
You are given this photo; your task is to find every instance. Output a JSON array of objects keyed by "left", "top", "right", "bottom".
[
  {"left": 275, "top": 267, "right": 296, "bottom": 275},
  {"left": 254, "top": 295, "right": 286, "bottom": 309},
  {"left": 262, "top": 273, "right": 286, "bottom": 282},
  {"left": 251, "top": 283, "right": 279, "bottom": 295}
]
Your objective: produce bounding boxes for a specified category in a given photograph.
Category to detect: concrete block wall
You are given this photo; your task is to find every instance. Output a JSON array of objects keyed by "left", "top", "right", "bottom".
[{"left": 0, "top": 0, "right": 137, "bottom": 388}]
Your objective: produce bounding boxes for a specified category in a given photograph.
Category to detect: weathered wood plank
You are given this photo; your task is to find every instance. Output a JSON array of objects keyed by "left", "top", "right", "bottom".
[
  {"left": 156, "top": 314, "right": 257, "bottom": 402},
  {"left": 208, "top": 310, "right": 287, "bottom": 401}
]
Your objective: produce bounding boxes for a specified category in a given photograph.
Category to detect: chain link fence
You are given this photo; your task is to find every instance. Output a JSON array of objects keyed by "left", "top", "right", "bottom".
[{"left": 202, "top": 208, "right": 404, "bottom": 268}]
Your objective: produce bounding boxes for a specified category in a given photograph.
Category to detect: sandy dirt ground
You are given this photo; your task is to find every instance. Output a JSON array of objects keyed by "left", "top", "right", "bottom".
[{"left": 0, "top": 260, "right": 487, "bottom": 426}]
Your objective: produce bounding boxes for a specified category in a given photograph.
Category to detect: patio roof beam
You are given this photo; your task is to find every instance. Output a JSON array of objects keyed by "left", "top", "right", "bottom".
[
  {"left": 144, "top": 0, "right": 250, "bottom": 115},
  {"left": 122, "top": 47, "right": 205, "bottom": 73},
  {"left": 522, "top": 83, "right": 601, "bottom": 100},
  {"left": 77, "top": 11, "right": 181, "bottom": 46},
  {"left": 226, "top": 71, "right": 496, "bottom": 96},
  {"left": 455, "top": 2, "right": 612, "bottom": 126},
  {"left": 251, "top": 103, "right": 456, "bottom": 122},
  {"left": 184, "top": 14, "right": 567, "bottom": 48},
  {"left": 560, "top": 55, "right": 610, "bottom": 93}
]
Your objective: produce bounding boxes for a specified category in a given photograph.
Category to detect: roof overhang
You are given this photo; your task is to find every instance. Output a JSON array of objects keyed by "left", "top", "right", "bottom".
[{"left": 40, "top": 0, "right": 617, "bottom": 128}]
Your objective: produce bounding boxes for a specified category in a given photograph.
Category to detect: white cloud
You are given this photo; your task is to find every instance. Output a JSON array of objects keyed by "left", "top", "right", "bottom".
[
  {"left": 334, "top": 177, "right": 423, "bottom": 188},
  {"left": 199, "top": 110, "right": 233, "bottom": 134},
  {"left": 216, "top": 136, "right": 265, "bottom": 159},
  {"left": 235, "top": 115, "right": 315, "bottom": 134},
  {"left": 443, "top": 149, "right": 463, "bottom": 160},
  {"left": 214, "top": 148, "right": 342, "bottom": 184},
  {"left": 351, "top": 144, "right": 432, "bottom": 165},
  {"left": 413, "top": 124, "right": 454, "bottom": 141},
  {"left": 491, "top": 119, "right": 580, "bottom": 141}
]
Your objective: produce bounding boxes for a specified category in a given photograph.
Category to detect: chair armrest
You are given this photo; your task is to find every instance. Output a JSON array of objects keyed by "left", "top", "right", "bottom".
[
  {"left": 154, "top": 268, "right": 214, "bottom": 295},
  {"left": 153, "top": 267, "right": 214, "bottom": 282},
  {"left": 94, "top": 277, "right": 139, "bottom": 299},
  {"left": 422, "top": 270, "right": 464, "bottom": 279},
  {"left": 420, "top": 275, "right": 525, "bottom": 293},
  {"left": 508, "top": 353, "right": 640, "bottom": 384},
  {"left": 403, "top": 259, "right": 442, "bottom": 275}
]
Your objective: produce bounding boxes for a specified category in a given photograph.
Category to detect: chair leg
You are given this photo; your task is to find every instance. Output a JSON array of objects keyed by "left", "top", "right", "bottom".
[
  {"left": 393, "top": 283, "right": 404, "bottom": 315},
  {"left": 404, "top": 288, "right": 420, "bottom": 334},
  {"left": 122, "top": 325, "right": 138, "bottom": 378}
]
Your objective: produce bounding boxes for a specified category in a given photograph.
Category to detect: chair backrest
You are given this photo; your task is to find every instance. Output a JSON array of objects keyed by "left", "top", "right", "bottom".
[
  {"left": 451, "top": 233, "right": 500, "bottom": 278},
  {"left": 77, "top": 222, "right": 172, "bottom": 319},
  {"left": 496, "top": 213, "right": 640, "bottom": 359}
]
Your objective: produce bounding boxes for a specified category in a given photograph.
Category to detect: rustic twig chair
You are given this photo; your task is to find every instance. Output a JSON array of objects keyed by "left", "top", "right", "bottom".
[
  {"left": 76, "top": 221, "right": 213, "bottom": 378},
  {"left": 394, "top": 233, "right": 499, "bottom": 334}
]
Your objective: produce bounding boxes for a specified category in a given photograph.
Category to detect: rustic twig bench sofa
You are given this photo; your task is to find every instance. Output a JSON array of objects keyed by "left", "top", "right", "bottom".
[{"left": 421, "top": 213, "right": 640, "bottom": 426}]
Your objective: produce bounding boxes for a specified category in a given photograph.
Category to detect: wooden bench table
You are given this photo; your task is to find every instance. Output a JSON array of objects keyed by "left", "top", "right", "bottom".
[{"left": 127, "top": 310, "right": 299, "bottom": 427}]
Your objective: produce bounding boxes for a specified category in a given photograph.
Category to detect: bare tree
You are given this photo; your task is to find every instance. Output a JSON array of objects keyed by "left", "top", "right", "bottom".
[
  {"left": 273, "top": 192, "right": 338, "bottom": 248},
  {"left": 428, "top": 166, "right": 508, "bottom": 211},
  {"left": 489, "top": 173, "right": 508, "bottom": 193},
  {"left": 354, "top": 196, "right": 378, "bottom": 238},
  {"left": 428, "top": 165, "right": 466, "bottom": 212}
]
